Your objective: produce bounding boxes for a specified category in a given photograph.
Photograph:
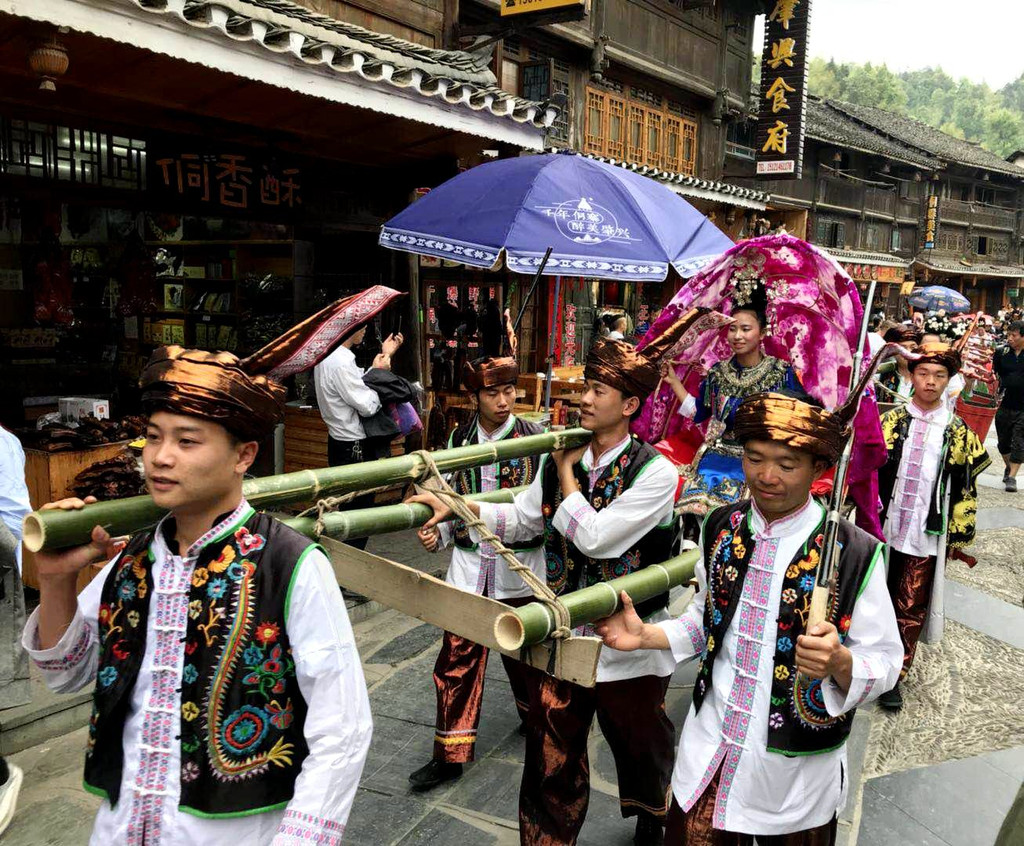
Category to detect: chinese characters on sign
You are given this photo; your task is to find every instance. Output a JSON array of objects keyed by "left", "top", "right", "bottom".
[
  {"left": 153, "top": 150, "right": 301, "bottom": 213},
  {"left": 924, "top": 195, "right": 938, "bottom": 249},
  {"left": 756, "top": 0, "right": 812, "bottom": 179}
]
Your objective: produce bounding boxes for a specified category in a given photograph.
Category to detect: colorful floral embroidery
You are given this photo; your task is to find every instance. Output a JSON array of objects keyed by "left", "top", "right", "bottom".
[
  {"left": 98, "top": 666, "right": 118, "bottom": 687},
  {"left": 220, "top": 705, "right": 272, "bottom": 757},
  {"left": 774, "top": 665, "right": 790, "bottom": 681},
  {"left": 769, "top": 712, "right": 784, "bottom": 729},
  {"left": 242, "top": 644, "right": 293, "bottom": 698},
  {"left": 182, "top": 761, "right": 201, "bottom": 782},
  {"left": 255, "top": 621, "right": 280, "bottom": 646},
  {"left": 192, "top": 567, "right": 210, "bottom": 588},
  {"left": 267, "top": 699, "right": 295, "bottom": 730},
  {"left": 776, "top": 636, "right": 793, "bottom": 653},
  {"left": 188, "top": 600, "right": 203, "bottom": 620},
  {"left": 183, "top": 663, "right": 199, "bottom": 684},
  {"left": 207, "top": 578, "right": 229, "bottom": 599},
  {"left": 208, "top": 544, "right": 236, "bottom": 574},
  {"left": 234, "top": 527, "right": 266, "bottom": 556},
  {"left": 781, "top": 588, "right": 798, "bottom": 605},
  {"left": 182, "top": 701, "right": 200, "bottom": 721}
]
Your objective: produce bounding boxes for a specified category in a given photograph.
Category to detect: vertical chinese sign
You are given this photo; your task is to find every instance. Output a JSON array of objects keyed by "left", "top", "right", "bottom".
[
  {"left": 923, "top": 195, "right": 938, "bottom": 250},
  {"left": 756, "top": 0, "right": 813, "bottom": 179}
]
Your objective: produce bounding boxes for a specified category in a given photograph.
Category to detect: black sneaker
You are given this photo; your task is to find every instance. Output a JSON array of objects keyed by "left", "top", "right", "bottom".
[
  {"left": 408, "top": 759, "right": 463, "bottom": 791},
  {"left": 634, "top": 813, "right": 665, "bottom": 846},
  {"left": 878, "top": 682, "right": 903, "bottom": 711},
  {"left": 1007, "top": 477, "right": 1018, "bottom": 493}
]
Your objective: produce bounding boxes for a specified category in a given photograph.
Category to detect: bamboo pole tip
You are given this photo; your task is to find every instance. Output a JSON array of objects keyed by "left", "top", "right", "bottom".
[
  {"left": 493, "top": 612, "right": 525, "bottom": 652},
  {"left": 23, "top": 512, "right": 45, "bottom": 553}
]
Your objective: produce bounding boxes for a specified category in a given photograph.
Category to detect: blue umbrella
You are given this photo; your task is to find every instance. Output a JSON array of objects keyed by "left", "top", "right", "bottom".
[
  {"left": 909, "top": 285, "right": 972, "bottom": 314},
  {"left": 379, "top": 153, "right": 732, "bottom": 282}
]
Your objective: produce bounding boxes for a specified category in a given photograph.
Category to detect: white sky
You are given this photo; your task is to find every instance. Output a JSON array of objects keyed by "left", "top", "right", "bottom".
[{"left": 754, "top": 0, "right": 1024, "bottom": 89}]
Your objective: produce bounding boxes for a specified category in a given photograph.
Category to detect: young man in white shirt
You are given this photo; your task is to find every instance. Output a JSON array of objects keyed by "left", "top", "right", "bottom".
[
  {"left": 877, "top": 342, "right": 989, "bottom": 710},
  {"left": 409, "top": 345, "right": 544, "bottom": 791},
  {"left": 411, "top": 309, "right": 711, "bottom": 846},
  {"left": 21, "top": 298, "right": 378, "bottom": 846},
  {"left": 313, "top": 290, "right": 404, "bottom": 549},
  {"left": 596, "top": 390, "right": 903, "bottom": 844}
]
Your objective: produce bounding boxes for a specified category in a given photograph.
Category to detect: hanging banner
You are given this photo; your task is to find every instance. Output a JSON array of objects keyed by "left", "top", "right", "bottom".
[{"left": 755, "top": 0, "right": 813, "bottom": 179}]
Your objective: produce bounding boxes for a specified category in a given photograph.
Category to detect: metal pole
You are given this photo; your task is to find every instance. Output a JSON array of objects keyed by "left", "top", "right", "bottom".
[
  {"left": 543, "top": 274, "right": 562, "bottom": 413},
  {"left": 512, "top": 247, "right": 553, "bottom": 332}
]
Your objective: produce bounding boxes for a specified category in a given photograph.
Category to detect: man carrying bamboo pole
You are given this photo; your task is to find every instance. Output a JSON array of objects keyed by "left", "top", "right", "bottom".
[
  {"left": 409, "top": 322, "right": 546, "bottom": 791},
  {"left": 595, "top": 390, "right": 903, "bottom": 844},
  {"left": 17, "top": 290, "right": 403, "bottom": 845},
  {"left": 876, "top": 342, "right": 989, "bottom": 711},
  {"left": 412, "top": 310, "right": 715, "bottom": 846}
]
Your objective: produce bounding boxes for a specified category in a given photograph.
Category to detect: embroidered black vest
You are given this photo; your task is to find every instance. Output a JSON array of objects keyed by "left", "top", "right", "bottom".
[
  {"left": 540, "top": 437, "right": 673, "bottom": 620},
  {"left": 693, "top": 502, "right": 881, "bottom": 756},
  {"left": 84, "top": 509, "right": 320, "bottom": 816},
  {"left": 450, "top": 417, "right": 544, "bottom": 552}
]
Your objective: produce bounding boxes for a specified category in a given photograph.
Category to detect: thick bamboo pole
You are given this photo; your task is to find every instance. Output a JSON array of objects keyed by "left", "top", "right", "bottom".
[
  {"left": 493, "top": 549, "right": 699, "bottom": 650},
  {"left": 23, "top": 429, "right": 590, "bottom": 551},
  {"left": 282, "top": 486, "right": 525, "bottom": 540}
]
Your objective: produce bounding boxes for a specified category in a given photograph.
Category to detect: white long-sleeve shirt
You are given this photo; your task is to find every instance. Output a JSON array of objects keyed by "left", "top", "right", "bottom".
[
  {"left": 0, "top": 426, "right": 31, "bottom": 572},
  {"left": 657, "top": 497, "right": 902, "bottom": 835},
  {"left": 22, "top": 500, "right": 372, "bottom": 846},
  {"left": 314, "top": 345, "right": 381, "bottom": 442},
  {"left": 436, "top": 416, "right": 546, "bottom": 600},
  {"left": 883, "top": 400, "right": 949, "bottom": 557},
  {"left": 475, "top": 434, "right": 679, "bottom": 682}
]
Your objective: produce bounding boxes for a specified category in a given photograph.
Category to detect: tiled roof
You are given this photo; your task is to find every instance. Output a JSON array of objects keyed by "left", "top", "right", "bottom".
[
  {"left": 914, "top": 256, "right": 1024, "bottom": 279},
  {"left": 807, "top": 98, "right": 939, "bottom": 170},
  {"left": 824, "top": 99, "right": 1023, "bottom": 178},
  {"left": 825, "top": 247, "right": 910, "bottom": 268},
  {"left": 133, "top": 0, "right": 557, "bottom": 129},
  {"left": 579, "top": 153, "right": 769, "bottom": 209}
]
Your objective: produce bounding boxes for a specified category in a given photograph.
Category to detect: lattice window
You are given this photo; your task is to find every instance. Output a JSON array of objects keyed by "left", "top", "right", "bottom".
[
  {"left": 646, "top": 111, "right": 663, "bottom": 169},
  {"left": 1, "top": 117, "right": 145, "bottom": 189},
  {"left": 664, "top": 116, "right": 681, "bottom": 172},
  {"left": 607, "top": 95, "right": 626, "bottom": 159},
  {"left": 628, "top": 105, "right": 646, "bottom": 163},
  {"left": 585, "top": 89, "right": 607, "bottom": 155},
  {"left": 680, "top": 119, "right": 697, "bottom": 176}
]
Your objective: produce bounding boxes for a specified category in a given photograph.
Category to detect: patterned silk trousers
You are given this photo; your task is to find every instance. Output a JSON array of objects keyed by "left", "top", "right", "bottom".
[
  {"left": 886, "top": 550, "right": 937, "bottom": 676},
  {"left": 518, "top": 673, "right": 674, "bottom": 845},
  {"left": 433, "top": 597, "right": 534, "bottom": 763}
]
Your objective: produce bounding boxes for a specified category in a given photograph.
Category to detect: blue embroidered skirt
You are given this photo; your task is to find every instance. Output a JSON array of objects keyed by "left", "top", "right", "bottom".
[{"left": 677, "top": 448, "right": 746, "bottom": 515}]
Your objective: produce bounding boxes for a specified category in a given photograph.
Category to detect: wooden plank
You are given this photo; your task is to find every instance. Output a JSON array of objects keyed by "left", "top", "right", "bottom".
[{"left": 321, "top": 538, "right": 601, "bottom": 687}]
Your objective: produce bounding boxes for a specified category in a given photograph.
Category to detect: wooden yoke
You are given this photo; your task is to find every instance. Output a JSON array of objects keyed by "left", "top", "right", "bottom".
[{"left": 323, "top": 538, "right": 602, "bottom": 687}]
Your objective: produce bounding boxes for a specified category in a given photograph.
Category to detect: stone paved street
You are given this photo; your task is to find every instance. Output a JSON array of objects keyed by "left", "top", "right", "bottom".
[{"left": 4, "top": 431, "right": 1023, "bottom": 845}]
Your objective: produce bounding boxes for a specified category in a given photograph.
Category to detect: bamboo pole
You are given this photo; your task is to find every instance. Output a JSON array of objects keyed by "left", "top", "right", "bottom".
[
  {"left": 23, "top": 429, "right": 591, "bottom": 552},
  {"left": 494, "top": 549, "right": 699, "bottom": 650},
  {"left": 282, "top": 486, "right": 525, "bottom": 540}
]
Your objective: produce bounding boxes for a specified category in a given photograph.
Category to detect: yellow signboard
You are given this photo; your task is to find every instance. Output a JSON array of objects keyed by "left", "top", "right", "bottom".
[
  {"left": 501, "top": 0, "right": 587, "bottom": 17},
  {"left": 900, "top": 281, "right": 916, "bottom": 296}
]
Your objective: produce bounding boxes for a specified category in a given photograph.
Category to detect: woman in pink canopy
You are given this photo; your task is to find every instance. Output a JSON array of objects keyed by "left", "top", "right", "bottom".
[{"left": 633, "top": 234, "right": 889, "bottom": 540}]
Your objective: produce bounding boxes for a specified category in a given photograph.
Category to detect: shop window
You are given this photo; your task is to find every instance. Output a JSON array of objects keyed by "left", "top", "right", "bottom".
[
  {"left": 890, "top": 228, "right": 901, "bottom": 252},
  {"left": 814, "top": 217, "right": 845, "bottom": 248}
]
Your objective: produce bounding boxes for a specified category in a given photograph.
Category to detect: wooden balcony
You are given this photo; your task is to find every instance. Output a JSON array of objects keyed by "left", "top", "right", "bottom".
[{"left": 940, "top": 198, "right": 1017, "bottom": 231}]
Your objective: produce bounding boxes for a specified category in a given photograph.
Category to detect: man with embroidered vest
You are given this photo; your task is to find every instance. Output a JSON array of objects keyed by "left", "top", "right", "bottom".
[
  {"left": 877, "top": 342, "right": 990, "bottom": 711},
  {"left": 411, "top": 309, "right": 717, "bottom": 846},
  {"left": 408, "top": 325, "right": 545, "bottom": 791},
  {"left": 596, "top": 390, "right": 902, "bottom": 843},
  {"left": 19, "top": 290, "right": 404, "bottom": 845}
]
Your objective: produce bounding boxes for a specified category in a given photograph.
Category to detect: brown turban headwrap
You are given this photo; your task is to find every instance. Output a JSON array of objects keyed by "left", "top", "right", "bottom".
[
  {"left": 733, "top": 342, "right": 918, "bottom": 467},
  {"left": 909, "top": 341, "right": 962, "bottom": 376},
  {"left": 463, "top": 307, "right": 520, "bottom": 391},
  {"left": 883, "top": 325, "right": 923, "bottom": 345},
  {"left": 585, "top": 307, "right": 733, "bottom": 401},
  {"left": 141, "top": 285, "right": 404, "bottom": 441},
  {"left": 733, "top": 393, "right": 847, "bottom": 465}
]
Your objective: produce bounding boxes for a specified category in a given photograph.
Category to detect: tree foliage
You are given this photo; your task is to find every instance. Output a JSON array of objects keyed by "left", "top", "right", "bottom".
[{"left": 806, "top": 58, "right": 1024, "bottom": 158}]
